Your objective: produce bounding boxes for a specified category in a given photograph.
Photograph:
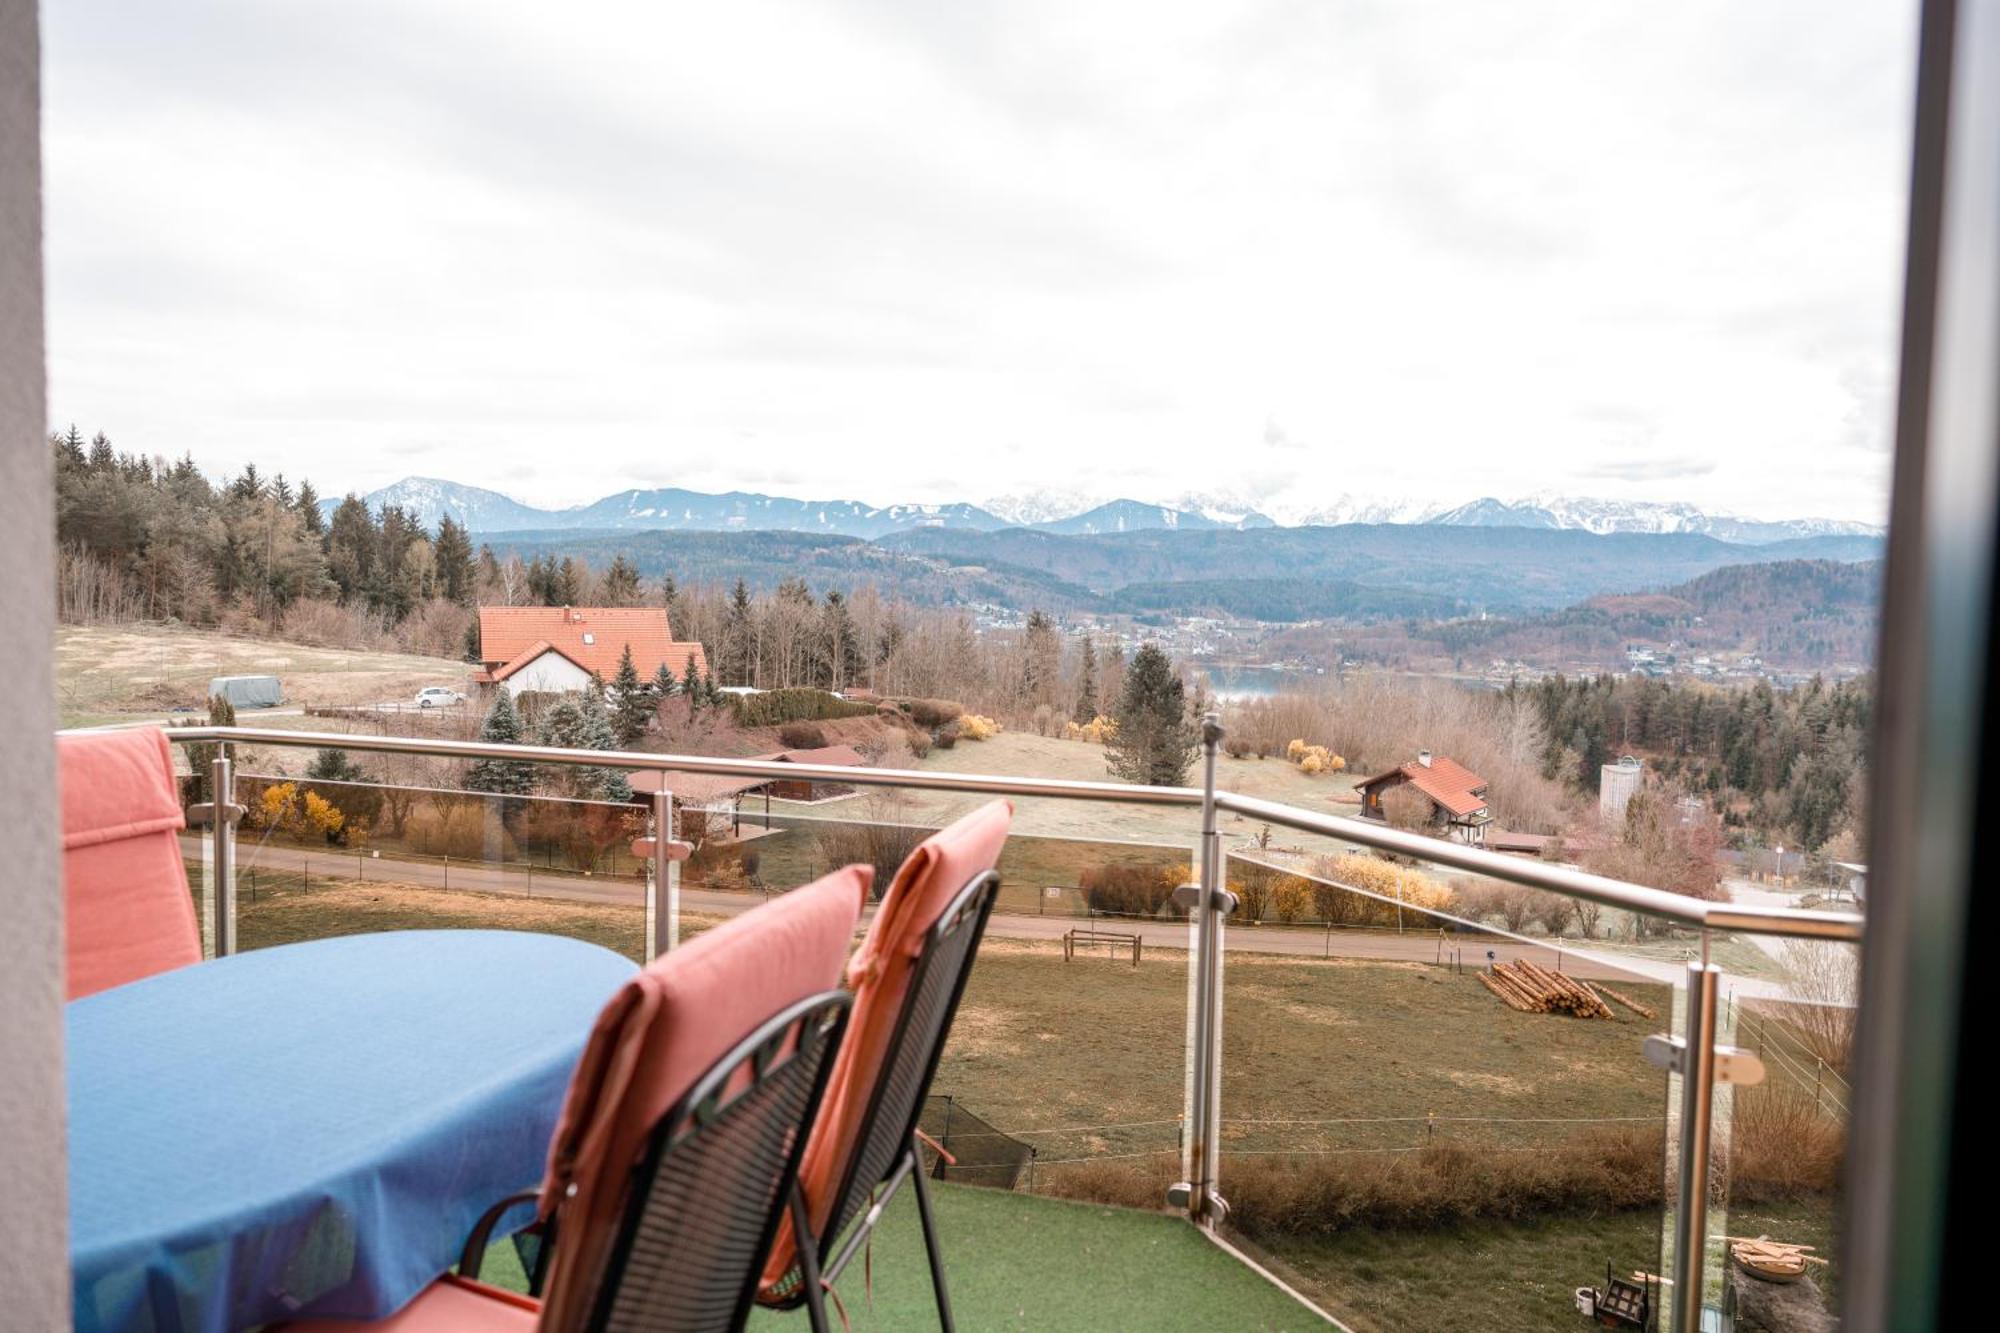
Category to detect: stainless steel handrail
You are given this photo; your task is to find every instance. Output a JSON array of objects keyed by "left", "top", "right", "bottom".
[
  {"left": 153, "top": 724, "right": 1864, "bottom": 943},
  {"left": 162, "top": 725, "right": 1205, "bottom": 806},
  {"left": 1215, "top": 791, "right": 1865, "bottom": 943}
]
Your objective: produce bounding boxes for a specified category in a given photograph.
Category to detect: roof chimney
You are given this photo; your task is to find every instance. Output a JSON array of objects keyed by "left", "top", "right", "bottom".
[{"left": 1417, "top": 749, "right": 1433, "bottom": 768}]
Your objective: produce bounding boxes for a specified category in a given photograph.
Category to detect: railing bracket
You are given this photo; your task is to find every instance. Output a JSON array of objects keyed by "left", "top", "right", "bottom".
[
  {"left": 1172, "top": 883, "right": 1240, "bottom": 915},
  {"left": 1644, "top": 1033, "right": 1766, "bottom": 1087},
  {"left": 187, "top": 801, "right": 246, "bottom": 828}
]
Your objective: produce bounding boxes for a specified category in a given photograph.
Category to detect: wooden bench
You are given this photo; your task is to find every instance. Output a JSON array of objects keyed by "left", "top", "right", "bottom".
[{"left": 1063, "top": 925, "right": 1142, "bottom": 967}]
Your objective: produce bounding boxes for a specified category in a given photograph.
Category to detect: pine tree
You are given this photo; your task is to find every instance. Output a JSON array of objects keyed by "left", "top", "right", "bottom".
[
  {"left": 532, "top": 685, "right": 631, "bottom": 802},
  {"left": 295, "top": 479, "right": 326, "bottom": 535},
  {"left": 57, "top": 424, "right": 86, "bottom": 469},
  {"left": 601, "top": 554, "right": 642, "bottom": 606},
  {"left": 610, "top": 644, "right": 654, "bottom": 746},
  {"left": 1105, "top": 644, "right": 1197, "bottom": 786},
  {"left": 651, "top": 659, "right": 679, "bottom": 700},
  {"left": 1074, "top": 636, "right": 1099, "bottom": 725},
  {"left": 684, "top": 655, "right": 704, "bottom": 712},
  {"left": 434, "top": 516, "right": 476, "bottom": 606},
  {"left": 88, "top": 431, "right": 115, "bottom": 471},
  {"left": 578, "top": 683, "right": 633, "bottom": 800},
  {"left": 1022, "top": 610, "right": 1059, "bottom": 708},
  {"left": 657, "top": 573, "right": 682, "bottom": 631},
  {"left": 466, "top": 694, "right": 535, "bottom": 796},
  {"left": 724, "top": 579, "right": 754, "bottom": 684}
]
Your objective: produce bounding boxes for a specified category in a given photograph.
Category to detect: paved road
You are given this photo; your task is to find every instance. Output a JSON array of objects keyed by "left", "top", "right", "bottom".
[{"left": 210, "top": 835, "right": 1716, "bottom": 986}]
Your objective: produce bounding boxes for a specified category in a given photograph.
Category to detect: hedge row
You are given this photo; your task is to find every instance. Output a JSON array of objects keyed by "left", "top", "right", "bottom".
[{"left": 729, "top": 688, "right": 878, "bottom": 728}]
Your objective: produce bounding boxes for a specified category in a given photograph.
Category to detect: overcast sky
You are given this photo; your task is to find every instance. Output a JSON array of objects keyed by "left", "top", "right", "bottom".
[{"left": 44, "top": 1, "right": 1915, "bottom": 523}]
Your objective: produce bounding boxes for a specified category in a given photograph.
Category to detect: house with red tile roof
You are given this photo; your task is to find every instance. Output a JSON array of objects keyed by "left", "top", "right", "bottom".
[
  {"left": 473, "top": 606, "right": 709, "bottom": 698},
  {"left": 1355, "top": 750, "right": 1493, "bottom": 844}
]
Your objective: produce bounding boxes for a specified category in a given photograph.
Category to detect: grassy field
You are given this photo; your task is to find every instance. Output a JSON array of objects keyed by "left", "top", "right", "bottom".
[
  {"left": 939, "top": 939, "right": 1670, "bottom": 1165},
  {"left": 1248, "top": 1196, "right": 1838, "bottom": 1332},
  {"left": 733, "top": 814, "right": 1190, "bottom": 917},
  {"left": 55, "top": 623, "right": 467, "bottom": 727},
  {"left": 897, "top": 731, "right": 1366, "bottom": 850}
]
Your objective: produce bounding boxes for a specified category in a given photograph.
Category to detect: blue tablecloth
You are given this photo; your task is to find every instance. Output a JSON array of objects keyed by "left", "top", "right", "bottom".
[{"left": 67, "top": 930, "right": 636, "bottom": 1333}]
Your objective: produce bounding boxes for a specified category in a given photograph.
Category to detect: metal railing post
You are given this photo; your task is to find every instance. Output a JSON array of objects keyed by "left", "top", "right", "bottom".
[
  {"left": 1171, "top": 713, "right": 1233, "bottom": 1226},
  {"left": 647, "top": 783, "right": 677, "bottom": 959},
  {"left": 1671, "top": 961, "right": 1722, "bottom": 1332},
  {"left": 210, "top": 745, "right": 237, "bottom": 957}
]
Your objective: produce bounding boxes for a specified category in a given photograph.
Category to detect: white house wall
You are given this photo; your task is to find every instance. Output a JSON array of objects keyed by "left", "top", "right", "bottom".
[{"left": 503, "top": 651, "right": 596, "bottom": 697}]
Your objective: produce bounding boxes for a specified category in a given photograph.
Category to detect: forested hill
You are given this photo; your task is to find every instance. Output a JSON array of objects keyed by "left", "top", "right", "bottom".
[
  {"left": 877, "top": 523, "right": 1882, "bottom": 612},
  {"left": 1264, "top": 559, "right": 1881, "bottom": 673}
]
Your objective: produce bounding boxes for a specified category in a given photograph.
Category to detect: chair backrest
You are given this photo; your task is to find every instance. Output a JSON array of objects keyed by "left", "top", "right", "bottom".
[
  {"left": 762, "top": 799, "right": 1011, "bottom": 1293},
  {"left": 535, "top": 865, "right": 870, "bottom": 1333},
  {"left": 58, "top": 727, "right": 202, "bottom": 1000},
  {"left": 588, "top": 988, "right": 850, "bottom": 1333}
]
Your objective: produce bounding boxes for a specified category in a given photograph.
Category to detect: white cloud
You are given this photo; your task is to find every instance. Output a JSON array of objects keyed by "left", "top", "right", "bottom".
[{"left": 43, "top": 0, "right": 1914, "bottom": 523}]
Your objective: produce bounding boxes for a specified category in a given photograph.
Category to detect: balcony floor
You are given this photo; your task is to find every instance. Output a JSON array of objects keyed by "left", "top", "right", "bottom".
[
  {"left": 746, "top": 1184, "right": 1325, "bottom": 1331},
  {"left": 484, "top": 1183, "right": 1323, "bottom": 1329}
]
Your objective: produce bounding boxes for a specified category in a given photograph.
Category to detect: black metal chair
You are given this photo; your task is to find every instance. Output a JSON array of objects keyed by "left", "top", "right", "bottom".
[
  {"left": 766, "top": 869, "right": 1001, "bottom": 1332},
  {"left": 440, "top": 988, "right": 853, "bottom": 1333}
]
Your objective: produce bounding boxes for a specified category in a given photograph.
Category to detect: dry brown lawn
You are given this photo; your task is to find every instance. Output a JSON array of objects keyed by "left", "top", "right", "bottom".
[{"left": 57, "top": 624, "right": 469, "bottom": 726}]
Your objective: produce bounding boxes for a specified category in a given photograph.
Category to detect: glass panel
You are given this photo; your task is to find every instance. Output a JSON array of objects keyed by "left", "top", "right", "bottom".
[
  {"left": 680, "top": 784, "right": 1197, "bottom": 1205},
  {"left": 1215, "top": 850, "right": 1676, "bottom": 1329},
  {"left": 1690, "top": 933, "right": 1855, "bottom": 1332},
  {"left": 225, "top": 753, "right": 645, "bottom": 961}
]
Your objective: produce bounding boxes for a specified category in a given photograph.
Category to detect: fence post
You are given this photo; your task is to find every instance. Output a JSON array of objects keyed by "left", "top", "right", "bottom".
[
  {"left": 647, "top": 781, "right": 677, "bottom": 959},
  {"left": 443, "top": 853, "right": 449, "bottom": 890},
  {"left": 1170, "top": 713, "right": 1233, "bottom": 1227},
  {"left": 1669, "top": 961, "right": 1722, "bottom": 1333},
  {"left": 208, "top": 745, "right": 238, "bottom": 958}
]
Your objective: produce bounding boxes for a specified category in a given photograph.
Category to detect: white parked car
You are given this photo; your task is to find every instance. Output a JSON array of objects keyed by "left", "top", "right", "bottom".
[{"left": 413, "top": 686, "right": 466, "bottom": 709}]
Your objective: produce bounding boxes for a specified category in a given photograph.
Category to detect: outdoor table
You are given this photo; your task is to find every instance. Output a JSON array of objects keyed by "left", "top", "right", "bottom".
[{"left": 67, "top": 930, "right": 636, "bottom": 1333}]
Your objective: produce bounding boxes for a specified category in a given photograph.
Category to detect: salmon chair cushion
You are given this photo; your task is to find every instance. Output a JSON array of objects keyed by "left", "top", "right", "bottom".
[
  {"left": 761, "top": 798, "right": 1012, "bottom": 1294},
  {"left": 531, "top": 864, "right": 871, "bottom": 1333},
  {"left": 59, "top": 727, "right": 202, "bottom": 1000}
]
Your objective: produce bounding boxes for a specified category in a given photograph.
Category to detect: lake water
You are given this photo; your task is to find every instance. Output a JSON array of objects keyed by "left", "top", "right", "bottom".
[{"left": 1195, "top": 663, "right": 1322, "bottom": 701}]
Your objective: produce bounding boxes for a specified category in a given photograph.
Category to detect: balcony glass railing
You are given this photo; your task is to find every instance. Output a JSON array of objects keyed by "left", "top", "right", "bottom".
[{"left": 146, "top": 721, "right": 1860, "bottom": 1330}]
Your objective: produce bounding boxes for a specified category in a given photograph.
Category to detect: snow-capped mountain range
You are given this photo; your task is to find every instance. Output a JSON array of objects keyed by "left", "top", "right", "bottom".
[{"left": 328, "top": 476, "right": 1882, "bottom": 545}]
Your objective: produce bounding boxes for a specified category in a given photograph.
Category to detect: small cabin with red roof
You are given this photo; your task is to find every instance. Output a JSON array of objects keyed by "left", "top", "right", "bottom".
[
  {"left": 1355, "top": 750, "right": 1493, "bottom": 844},
  {"left": 474, "top": 606, "right": 708, "bottom": 698}
]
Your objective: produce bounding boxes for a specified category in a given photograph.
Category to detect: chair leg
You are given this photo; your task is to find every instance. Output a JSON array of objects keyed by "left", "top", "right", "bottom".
[
  {"left": 789, "top": 1185, "right": 832, "bottom": 1333},
  {"left": 907, "top": 1139, "right": 956, "bottom": 1333}
]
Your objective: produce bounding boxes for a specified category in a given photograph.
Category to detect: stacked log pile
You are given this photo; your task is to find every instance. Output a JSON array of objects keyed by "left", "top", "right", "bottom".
[
  {"left": 1477, "top": 959, "right": 1615, "bottom": 1018},
  {"left": 1597, "top": 984, "right": 1657, "bottom": 1019}
]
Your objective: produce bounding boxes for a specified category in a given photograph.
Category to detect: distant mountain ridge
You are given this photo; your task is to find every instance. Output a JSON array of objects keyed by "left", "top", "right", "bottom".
[{"left": 332, "top": 475, "right": 1880, "bottom": 544}]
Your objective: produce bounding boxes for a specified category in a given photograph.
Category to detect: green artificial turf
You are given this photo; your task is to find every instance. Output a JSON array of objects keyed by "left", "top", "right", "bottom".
[{"left": 482, "top": 1182, "right": 1325, "bottom": 1330}]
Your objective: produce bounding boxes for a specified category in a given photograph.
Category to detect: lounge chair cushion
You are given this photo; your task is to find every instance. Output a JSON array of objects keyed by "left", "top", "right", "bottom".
[
  {"left": 763, "top": 798, "right": 1012, "bottom": 1292},
  {"left": 59, "top": 727, "right": 201, "bottom": 999},
  {"left": 534, "top": 864, "right": 870, "bottom": 1333}
]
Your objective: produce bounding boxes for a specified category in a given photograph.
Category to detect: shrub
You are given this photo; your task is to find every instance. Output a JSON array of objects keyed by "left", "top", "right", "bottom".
[
  {"left": 960, "top": 714, "right": 1001, "bottom": 741},
  {"left": 777, "top": 721, "right": 830, "bottom": 750},
  {"left": 1730, "top": 1085, "right": 1846, "bottom": 1202},
  {"left": 811, "top": 797, "right": 933, "bottom": 898},
  {"left": 905, "top": 730, "right": 933, "bottom": 759},
  {"left": 1226, "top": 1125, "right": 1665, "bottom": 1239},
  {"left": 1306, "top": 854, "right": 1454, "bottom": 927},
  {"left": 1079, "top": 863, "right": 1183, "bottom": 918},
  {"left": 1288, "top": 741, "right": 1346, "bottom": 776},
  {"left": 1272, "top": 880, "right": 1314, "bottom": 923},
  {"left": 933, "top": 722, "right": 960, "bottom": 750},
  {"left": 895, "top": 697, "right": 967, "bottom": 728},
  {"left": 1064, "top": 715, "right": 1118, "bottom": 745},
  {"left": 730, "top": 688, "right": 876, "bottom": 728}
]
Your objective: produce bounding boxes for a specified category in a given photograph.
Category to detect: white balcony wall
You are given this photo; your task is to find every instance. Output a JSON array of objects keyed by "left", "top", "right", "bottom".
[{"left": 0, "top": 0, "right": 67, "bottom": 1321}]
